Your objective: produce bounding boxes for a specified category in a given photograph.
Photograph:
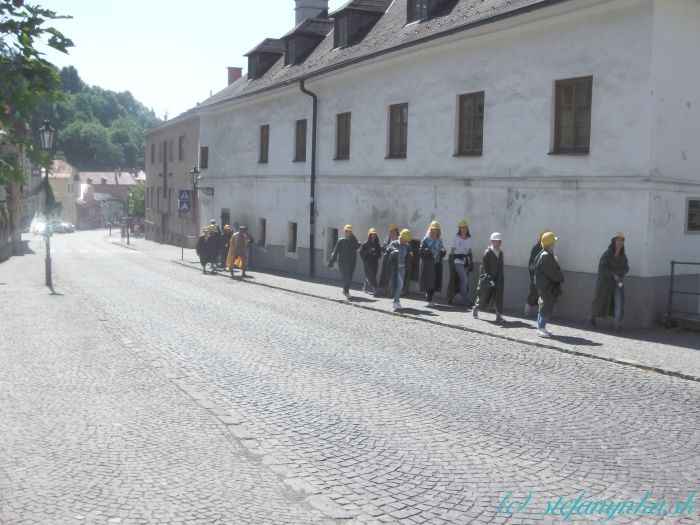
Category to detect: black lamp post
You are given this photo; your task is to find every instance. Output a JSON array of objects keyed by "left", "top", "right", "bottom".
[
  {"left": 39, "top": 120, "right": 55, "bottom": 289},
  {"left": 190, "top": 164, "right": 201, "bottom": 221},
  {"left": 126, "top": 190, "right": 131, "bottom": 245}
]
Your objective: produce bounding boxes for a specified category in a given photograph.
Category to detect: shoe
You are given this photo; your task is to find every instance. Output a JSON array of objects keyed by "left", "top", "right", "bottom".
[
  {"left": 343, "top": 290, "right": 350, "bottom": 298},
  {"left": 427, "top": 301, "right": 436, "bottom": 307},
  {"left": 393, "top": 301, "right": 402, "bottom": 310},
  {"left": 472, "top": 307, "right": 478, "bottom": 319},
  {"left": 544, "top": 328, "right": 553, "bottom": 336},
  {"left": 524, "top": 304, "right": 531, "bottom": 316},
  {"left": 495, "top": 315, "right": 504, "bottom": 323},
  {"left": 589, "top": 316, "right": 596, "bottom": 328},
  {"left": 537, "top": 329, "right": 550, "bottom": 338}
]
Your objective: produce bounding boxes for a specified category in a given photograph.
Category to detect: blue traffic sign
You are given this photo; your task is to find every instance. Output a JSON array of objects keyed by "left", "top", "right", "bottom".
[
  {"left": 178, "top": 190, "right": 191, "bottom": 202},
  {"left": 178, "top": 200, "right": 190, "bottom": 213}
]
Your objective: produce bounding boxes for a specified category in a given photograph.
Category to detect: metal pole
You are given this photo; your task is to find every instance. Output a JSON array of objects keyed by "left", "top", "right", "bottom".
[
  {"left": 44, "top": 172, "right": 52, "bottom": 289},
  {"left": 126, "top": 193, "right": 130, "bottom": 245},
  {"left": 181, "top": 212, "right": 184, "bottom": 260},
  {"left": 667, "top": 260, "right": 675, "bottom": 316},
  {"left": 109, "top": 203, "right": 112, "bottom": 236}
]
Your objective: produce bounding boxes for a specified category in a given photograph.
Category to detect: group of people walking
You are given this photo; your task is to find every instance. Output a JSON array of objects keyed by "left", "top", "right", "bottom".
[
  {"left": 196, "top": 220, "right": 253, "bottom": 278},
  {"left": 328, "top": 221, "right": 629, "bottom": 335}
]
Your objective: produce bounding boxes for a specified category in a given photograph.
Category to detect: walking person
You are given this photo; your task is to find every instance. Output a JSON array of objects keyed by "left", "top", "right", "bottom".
[
  {"left": 419, "top": 221, "right": 447, "bottom": 307},
  {"left": 532, "top": 231, "right": 564, "bottom": 337},
  {"left": 360, "top": 228, "right": 382, "bottom": 294},
  {"left": 195, "top": 227, "right": 210, "bottom": 274},
  {"left": 524, "top": 229, "right": 550, "bottom": 316},
  {"left": 447, "top": 219, "right": 473, "bottom": 307},
  {"left": 226, "top": 225, "right": 252, "bottom": 278},
  {"left": 220, "top": 225, "right": 232, "bottom": 269},
  {"left": 473, "top": 232, "right": 505, "bottom": 323},
  {"left": 590, "top": 232, "right": 629, "bottom": 331},
  {"left": 385, "top": 229, "right": 412, "bottom": 310},
  {"left": 328, "top": 224, "right": 361, "bottom": 298},
  {"left": 377, "top": 224, "right": 400, "bottom": 295}
]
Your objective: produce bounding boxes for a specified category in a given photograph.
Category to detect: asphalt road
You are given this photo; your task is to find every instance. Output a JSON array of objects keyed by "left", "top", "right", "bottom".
[{"left": 1, "top": 230, "right": 698, "bottom": 525}]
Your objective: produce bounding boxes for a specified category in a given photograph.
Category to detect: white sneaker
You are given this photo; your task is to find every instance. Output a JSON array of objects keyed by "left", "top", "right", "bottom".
[
  {"left": 427, "top": 301, "right": 436, "bottom": 307},
  {"left": 393, "top": 301, "right": 402, "bottom": 310},
  {"left": 545, "top": 328, "right": 553, "bottom": 336},
  {"left": 537, "top": 329, "right": 551, "bottom": 338}
]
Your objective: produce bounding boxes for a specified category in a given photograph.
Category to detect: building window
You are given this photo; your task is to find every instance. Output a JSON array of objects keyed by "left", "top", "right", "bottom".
[
  {"left": 294, "top": 119, "right": 307, "bottom": 162},
  {"left": 287, "top": 222, "right": 297, "bottom": 253},
  {"left": 326, "top": 227, "right": 338, "bottom": 260},
  {"left": 259, "top": 124, "right": 270, "bottom": 164},
  {"left": 178, "top": 135, "right": 185, "bottom": 161},
  {"left": 258, "top": 217, "right": 266, "bottom": 246},
  {"left": 408, "top": 0, "right": 430, "bottom": 22},
  {"left": 150, "top": 144, "right": 155, "bottom": 164},
  {"left": 158, "top": 142, "right": 163, "bottom": 163},
  {"left": 687, "top": 198, "right": 700, "bottom": 233},
  {"left": 335, "top": 112, "right": 351, "bottom": 160},
  {"left": 457, "top": 91, "right": 484, "bottom": 155},
  {"left": 335, "top": 16, "right": 349, "bottom": 48},
  {"left": 554, "top": 76, "right": 592, "bottom": 154},
  {"left": 157, "top": 188, "right": 161, "bottom": 212},
  {"left": 200, "top": 146, "right": 209, "bottom": 169},
  {"left": 388, "top": 103, "right": 408, "bottom": 158},
  {"left": 168, "top": 140, "right": 174, "bottom": 162},
  {"left": 168, "top": 188, "right": 172, "bottom": 213}
]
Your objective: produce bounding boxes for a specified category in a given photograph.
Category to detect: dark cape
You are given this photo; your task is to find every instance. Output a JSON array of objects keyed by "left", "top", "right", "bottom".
[
  {"left": 533, "top": 249, "right": 564, "bottom": 316},
  {"left": 329, "top": 235, "right": 361, "bottom": 285},
  {"left": 418, "top": 238, "right": 446, "bottom": 292},
  {"left": 475, "top": 248, "right": 505, "bottom": 312},
  {"left": 359, "top": 238, "right": 382, "bottom": 287},
  {"left": 591, "top": 249, "right": 629, "bottom": 318}
]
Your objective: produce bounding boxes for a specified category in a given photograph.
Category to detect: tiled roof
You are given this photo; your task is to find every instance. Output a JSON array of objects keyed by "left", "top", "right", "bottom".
[
  {"left": 245, "top": 38, "right": 285, "bottom": 56},
  {"left": 330, "top": 0, "right": 393, "bottom": 16},
  {"left": 282, "top": 17, "right": 335, "bottom": 39},
  {"left": 200, "top": 0, "right": 560, "bottom": 109},
  {"left": 79, "top": 171, "right": 138, "bottom": 186}
]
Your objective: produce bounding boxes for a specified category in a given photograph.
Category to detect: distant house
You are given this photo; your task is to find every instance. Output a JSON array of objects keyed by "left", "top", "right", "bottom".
[{"left": 48, "top": 160, "right": 80, "bottom": 225}]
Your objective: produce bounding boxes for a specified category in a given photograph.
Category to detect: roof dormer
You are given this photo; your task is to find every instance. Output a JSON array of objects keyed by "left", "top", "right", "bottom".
[
  {"left": 330, "top": 0, "right": 391, "bottom": 49},
  {"left": 245, "top": 39, "right": 285, "bottom": 80},
  {"left": 407, "top": 0, "right": 457, "bottom": 24},
  {"left": 282, "top": 17, "right": 334, "bottom": 66}
]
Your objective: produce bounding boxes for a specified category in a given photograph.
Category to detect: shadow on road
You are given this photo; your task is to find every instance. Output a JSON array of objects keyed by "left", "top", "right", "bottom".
[{"left": 398, "top": 308, "right": 438, "bottom": 317}]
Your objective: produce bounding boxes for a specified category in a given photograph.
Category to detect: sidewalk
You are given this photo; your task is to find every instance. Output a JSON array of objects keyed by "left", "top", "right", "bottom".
[{"left": 118, "top": 235, "right": 700, "bottom": 382}]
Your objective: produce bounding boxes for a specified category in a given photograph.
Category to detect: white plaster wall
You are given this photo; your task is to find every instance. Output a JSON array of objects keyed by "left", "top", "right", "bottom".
[{"left": 649, "top": 0, "right": 700, "bottom": 182}]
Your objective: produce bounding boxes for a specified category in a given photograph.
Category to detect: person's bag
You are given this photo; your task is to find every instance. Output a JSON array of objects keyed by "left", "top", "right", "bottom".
[{"left": 234, "top": 256, "right": 244, "bottom": 269}]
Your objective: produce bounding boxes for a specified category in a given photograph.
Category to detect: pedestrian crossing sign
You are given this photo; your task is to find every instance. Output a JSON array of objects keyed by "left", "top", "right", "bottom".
[
  {"left": 178, "top": 200, "right": 190, "bottom": 213},
  {"left": 179, "top": 190, "right": 191, "bottom": 202}
]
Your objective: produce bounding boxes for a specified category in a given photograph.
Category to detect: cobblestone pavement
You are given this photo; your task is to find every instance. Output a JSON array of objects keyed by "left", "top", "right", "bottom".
[{"left": 1, "top": 230, "right": 698, "bottom": 525}]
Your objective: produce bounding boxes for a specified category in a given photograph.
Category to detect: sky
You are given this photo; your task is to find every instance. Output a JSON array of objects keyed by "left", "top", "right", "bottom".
[{"left": 39, "top": 1, "right": 347, "bottom": 120}]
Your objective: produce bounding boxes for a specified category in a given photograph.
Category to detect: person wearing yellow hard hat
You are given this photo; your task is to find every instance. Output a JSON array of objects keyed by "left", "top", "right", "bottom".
[
  {"left": 447, "top": 219, "right": 474, "bottom": 307},
  {"left": 384, "top": 228, "right": 412, "bottom": 310},
  {"left": 590, "top": 232, "right": 629, "bottom": 331},
  {"left": 219, "top": 224, "right": 233, "bottom": 269},
  {"left": 473, "top": 232, "right": 506, "bottom": 322},
  {"left": 196, "top": 226, "right": 218, "bottom": 275},
  {"left": 226, "top": 224, "right": 252, "bottom": 278},
  {"left": 531, "top": 231, "right": 564, "bottom": 337},
  {"left": 328, "top": 224, "right": 361, "bottom": 298},
  {"left": 524, "top": 228, "right": 551, "bottom": 317},
  {"left": 360, "top": 228, "right": 382, "bottom": 294},
  {"left": 418, "top": 221, "right": 446, "bottom": 307},
  {"left": 376, "top": 223, "right": 401, "bottom": 295}
]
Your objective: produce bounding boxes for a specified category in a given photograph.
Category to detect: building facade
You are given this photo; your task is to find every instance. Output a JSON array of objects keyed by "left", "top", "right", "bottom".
[
  {"left": 178, "top": 0, "right": 698, "bottom": 326},
  {"left": 144, "top": 111, "right": 203, "bottom": 248}
]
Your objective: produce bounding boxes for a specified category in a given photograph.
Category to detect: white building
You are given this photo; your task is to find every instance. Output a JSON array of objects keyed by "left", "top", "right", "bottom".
[{"left": 189, "top": 0, "right": 700, "bottom": 326}]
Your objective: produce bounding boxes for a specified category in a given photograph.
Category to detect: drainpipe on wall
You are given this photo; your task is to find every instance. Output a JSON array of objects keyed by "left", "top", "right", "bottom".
[{"left": 300, "top": 79, "right": 317, "bottom": 278}]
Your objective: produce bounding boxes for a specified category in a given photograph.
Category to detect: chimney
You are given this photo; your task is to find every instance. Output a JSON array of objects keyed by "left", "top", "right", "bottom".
[
  {"left": 227, "top": 67, "right": 243, "bottom": 85},
  {"left": 295, "top": 0, "right": 328, "bottom": 25}
]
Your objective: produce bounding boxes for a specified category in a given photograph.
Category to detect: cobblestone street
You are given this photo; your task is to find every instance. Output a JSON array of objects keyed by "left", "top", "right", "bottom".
[{"left": 1, "top": 230, "right": 698, "bottom": 524}]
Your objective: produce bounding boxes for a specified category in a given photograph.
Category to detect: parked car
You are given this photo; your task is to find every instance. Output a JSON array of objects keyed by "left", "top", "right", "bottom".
[{"left": 49, "top": 220, "right": 74, "bottom": 234}]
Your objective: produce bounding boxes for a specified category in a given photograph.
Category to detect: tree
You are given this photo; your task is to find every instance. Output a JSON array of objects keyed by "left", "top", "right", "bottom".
[
  {"left": 128, "top": 184, "right": 144, "bottom": 218},
  {"left": 0, "top": 0, "right": 73, "bottom": 185}
]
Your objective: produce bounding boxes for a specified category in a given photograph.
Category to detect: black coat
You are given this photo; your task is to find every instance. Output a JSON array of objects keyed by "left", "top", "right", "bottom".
[
  {"left": 476, "top": 248, "right": 505, "bottom": 312},
  {"left": 196, "top": 235, "right": 218, "bottom": 265},
  {"left": 329, "top": 235, "right": 361, "bottom": 284},
  {"left": 591, "top": 249, "right": 629, "bottom": 318},
  {"left": 360, "top": 238, "right": 382, "bottom": 285},
  {"left": 418, "top": 238, "right": 446, "bottom": 292},
  {"left": 533, "top": 249, "right": 564, "bottom": 316}
]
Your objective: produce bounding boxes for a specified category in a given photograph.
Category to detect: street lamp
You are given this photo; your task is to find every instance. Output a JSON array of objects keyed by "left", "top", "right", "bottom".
[
  {"left": 126, "top": 190, "right": 131, "bottom": 245},
  {"left": 39, "top": 120, "right": 55, "bottom": 290}
]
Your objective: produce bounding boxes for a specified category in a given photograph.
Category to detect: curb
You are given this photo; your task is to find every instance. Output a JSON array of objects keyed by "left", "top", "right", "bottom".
[{"left": 171, "top": 260, "right": 699, "bottom": 384}]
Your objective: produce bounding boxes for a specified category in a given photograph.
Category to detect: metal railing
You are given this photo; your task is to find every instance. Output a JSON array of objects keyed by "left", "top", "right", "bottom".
[{"left": 667, "top": 261, "right": 700, "bottom": 316}]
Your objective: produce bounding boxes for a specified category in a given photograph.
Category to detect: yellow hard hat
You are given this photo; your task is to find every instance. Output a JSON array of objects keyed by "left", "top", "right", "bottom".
[
  {"left": 541, "top": 232, "right": 557, "bottom": 246},
  {"left": 429, "top": 221, "right": 441, "bottom": 230},
  {"left": 368, "top": 227, "right": 377, "bottom": 236},
  {"left": 457, "top": 219, "right": 469, "bottom": 228},
  {"left": 540, "top": 228, "right": 550, "bottom": 237},
  {"left": 400, "top": 229, "right": 411, "bottom": 241},
  {"left": 389, "top": 223, "right": 399, "bottom": 231},
  {"left": 343, "top": 224, "right": 353, "bottom": 232},
  {"left": 224, "top": 224, "right": 231, "bottom": 231},
  {"left": 612, "top": 232, "right": 625, "bottom": 240}
]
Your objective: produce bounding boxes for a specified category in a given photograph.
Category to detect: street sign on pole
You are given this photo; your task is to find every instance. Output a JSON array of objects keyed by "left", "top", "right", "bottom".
[
  {"left": 178, "top": 200, "right": 190, "bottom": 213},
  {"left": 179, "top": 190, "right": 191, "bottom": 202}
]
